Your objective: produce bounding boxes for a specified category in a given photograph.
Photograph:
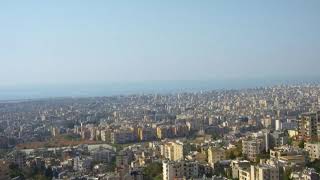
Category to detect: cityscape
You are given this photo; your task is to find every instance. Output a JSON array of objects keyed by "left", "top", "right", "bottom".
[
  {"left": 1, "top": 1, "right": 320, "bottom": 180},
  {"left": 1, "top": 84, "right": 320, "bottom": 179}
]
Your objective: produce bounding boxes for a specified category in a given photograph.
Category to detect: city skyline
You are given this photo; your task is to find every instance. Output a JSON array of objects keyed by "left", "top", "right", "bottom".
[{"left": 2, "top": 1, "right": 320, "bottom": 179}]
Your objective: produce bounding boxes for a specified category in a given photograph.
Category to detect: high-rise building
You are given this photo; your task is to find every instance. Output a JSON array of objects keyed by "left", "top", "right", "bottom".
[
  {"left": 156, "top": 126, "right": 174, "bottom": 139},
  {"left": 242, "top": 138, "right": 265, "bottom": 162},
  {"left": 101, "top": 129, "right": 112, "bottom": 142},
  {"left": 298, "top": 113, "right": 318, "bottom": 141},
  {"left": 162, "top": 141, "right": 184, "bottom": 161},
  {"left": 111, "top": 128, "right": 137, "bottom": 144},
  {"left": 137, "top": 127, "right": 156, "bottom": 141}
]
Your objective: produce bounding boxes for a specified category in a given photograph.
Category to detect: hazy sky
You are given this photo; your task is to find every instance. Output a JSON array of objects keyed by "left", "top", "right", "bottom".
[{"left": 1, "top": 0, "right": 320, "bottom": 86}]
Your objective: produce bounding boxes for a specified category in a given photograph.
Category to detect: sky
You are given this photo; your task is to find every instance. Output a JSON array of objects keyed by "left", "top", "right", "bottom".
[{"left": 0, "top": 0, "right": 320, "bottom": 87}]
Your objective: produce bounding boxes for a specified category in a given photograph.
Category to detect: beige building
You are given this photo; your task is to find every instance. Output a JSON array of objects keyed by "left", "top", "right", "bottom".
[
  {"left": 231, "top": 160, "right": 250, "bottom": 179},
  {"left": 239, "top": 162, "right": 279, "bottom": 180},
  {"left": 101, "top": 129, "right": 112, "bottom": 142},
  {"left": 242, "top": 138, "right": 265, "bottom": 162},
  {"left": 162, "top": 141, "right": 184, "bottom": 161},
  {"left": 304, "top": 142, "right": 320, "bottom": 161},
  {"left": 207, "top": 147, "right": 226, "bottom": 166},
  {"left": 288, "top": 130, "right": 298, "bottom": 138},
  {"left": 259, "top": 100, "right": 268, "bottom": 108},
  {"left": 269, "top": 145, "right": 307, "bottom": 168},
  {"left": 239, "top": 168, "right": 251, "bottom": 180},
  {"left": 270, "top": 146, "right": 306, "bottom": 159},
  {"left": 278, "top": 155, "right": 306, "bottom": 167},
  {"left": 186, "top": 151, "right": 207, "bottom": 163}
]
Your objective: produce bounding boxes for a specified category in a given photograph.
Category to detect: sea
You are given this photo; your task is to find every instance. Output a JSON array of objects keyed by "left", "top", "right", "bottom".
[{"left": 0, "top": 78, "right": 319, "bottom": 101}]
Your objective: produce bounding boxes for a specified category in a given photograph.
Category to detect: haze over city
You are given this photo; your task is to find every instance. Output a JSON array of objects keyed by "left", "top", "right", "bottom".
[{"left": 2, "top": 1, "right": 320, "bottom": 180}]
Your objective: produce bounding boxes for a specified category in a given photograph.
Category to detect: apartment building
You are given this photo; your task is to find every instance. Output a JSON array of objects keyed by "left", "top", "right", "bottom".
[{"left": 163, "top": 160, "right": 199, "bottom": 180}]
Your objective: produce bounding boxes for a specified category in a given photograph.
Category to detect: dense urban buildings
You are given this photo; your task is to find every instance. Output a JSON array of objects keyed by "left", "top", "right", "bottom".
[{"left": 1, "top": 84, "right": 320, "bottom": 179}]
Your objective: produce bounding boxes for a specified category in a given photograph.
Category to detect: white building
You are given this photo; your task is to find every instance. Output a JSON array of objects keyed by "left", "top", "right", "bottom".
[{"left": 163, "top": 160, "right": 199, "bottom": 180}]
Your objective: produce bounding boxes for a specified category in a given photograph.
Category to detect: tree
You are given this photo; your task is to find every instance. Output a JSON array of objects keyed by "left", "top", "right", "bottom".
[
  {"left": 298, "top": 140, "right": 305, "bottom": 149},
  {"left": 8, "top": 163, "right": 24, "bottom": 179},
  {"left": 226, "top": 141, "right": 242, "bottom": 160},
  {"left": 287, "top": 137, "right": 293, "bottom": 146},
  {"left": 211, "top": 132, "right": 221, "bottom": 140},
  {"left": 143, "top": 162, "right": 162, "bottom": 180},
  {"left": 226, "top": 150, "right": 236, "bottom": 159}
]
